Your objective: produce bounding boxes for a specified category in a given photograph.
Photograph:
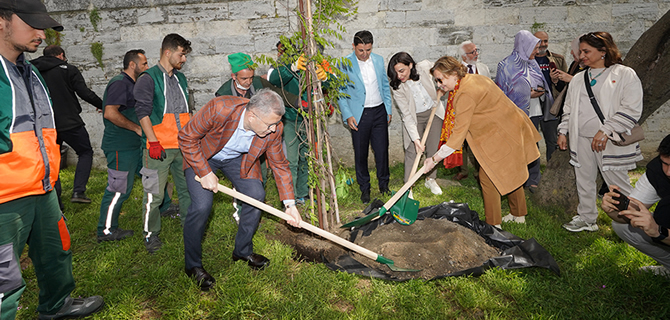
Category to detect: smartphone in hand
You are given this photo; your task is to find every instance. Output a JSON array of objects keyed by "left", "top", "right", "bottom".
[
  {"left": 612, "top": 189, "right": 630, "bottom": 211},
  {"left": 549, "top": 62, "right": 557, "bottom": 70}
]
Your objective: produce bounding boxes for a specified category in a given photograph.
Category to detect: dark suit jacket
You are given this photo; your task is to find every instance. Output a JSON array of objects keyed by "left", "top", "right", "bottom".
[{"left": 178, "top": 96, "right": 294, "bottom": 201}]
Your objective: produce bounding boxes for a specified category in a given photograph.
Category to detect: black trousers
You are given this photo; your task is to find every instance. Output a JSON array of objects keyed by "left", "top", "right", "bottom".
[
  {"left": 55, "top": 125, "right": 93, "bottom": 207},
  {"left": 351, "top": 104, "right": 390, "bottom": 193}
]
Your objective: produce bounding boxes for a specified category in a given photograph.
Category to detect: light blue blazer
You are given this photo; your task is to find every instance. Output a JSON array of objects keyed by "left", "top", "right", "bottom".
[{"left": 337, "top": 52, "right": 393, "bottom": 124}]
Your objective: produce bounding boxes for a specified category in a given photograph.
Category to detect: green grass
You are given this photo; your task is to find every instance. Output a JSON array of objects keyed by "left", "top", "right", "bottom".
[{"left": 15, "top": 163, "right": 670, "bottom": 319}]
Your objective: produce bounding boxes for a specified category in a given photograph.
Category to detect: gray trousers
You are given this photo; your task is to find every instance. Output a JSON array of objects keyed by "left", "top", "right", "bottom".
[
  {"left": 574, "top": 135, "right": 632, "bottom": 223},
  {"left": 403, "top": 109, "right": 441, "bottom": 182},
  {"left": 612, "top": 221, "right": 670, "bottom": 268}
]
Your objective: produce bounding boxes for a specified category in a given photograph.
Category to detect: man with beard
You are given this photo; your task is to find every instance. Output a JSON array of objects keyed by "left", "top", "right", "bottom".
[
  {"left": 134, "top": 33, "right": 192, "bottom": 253},
  {"left": 533, "top": 31, "right": 566, "bottom": 161},
  {"left": 0, "top": 0, "right": 104, "bottom": 318},
  {"left": 97, "top": 49, "right": 181, "bottom": 242}
]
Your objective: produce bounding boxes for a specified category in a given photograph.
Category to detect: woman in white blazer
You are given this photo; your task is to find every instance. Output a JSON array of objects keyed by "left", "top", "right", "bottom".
[
  {"left": 557, "top": 32, "right": 643, "bottom": 233},
  {"left": 388, "top": 52, "right": 445, "bottom": 195}
]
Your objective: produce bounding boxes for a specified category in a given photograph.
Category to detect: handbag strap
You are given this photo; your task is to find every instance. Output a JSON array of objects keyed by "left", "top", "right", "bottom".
[{"left": 584, "top": 70, "right": 605, "bottom": 124}]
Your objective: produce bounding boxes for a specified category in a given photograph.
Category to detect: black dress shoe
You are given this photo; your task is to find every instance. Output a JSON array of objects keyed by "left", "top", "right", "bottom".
[
  {"left": 185, "top": 267, "right": 215, "bottom": 291},
  {"left": 71, "top": 192, "right": 91, "bottom": 204},
  {"left": 360, "top": 190, "right": 370, "bottom": 204},
  {"left": 232, "top": 252, "right": 270, "bottom": 270}
]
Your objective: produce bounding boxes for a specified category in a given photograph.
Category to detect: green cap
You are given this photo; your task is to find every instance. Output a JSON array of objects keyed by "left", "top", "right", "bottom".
[{"left": 228, "top": 52, "right": 255, "bottom": 73}]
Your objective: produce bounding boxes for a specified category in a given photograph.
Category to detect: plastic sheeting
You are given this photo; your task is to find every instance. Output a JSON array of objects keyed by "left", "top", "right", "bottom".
[{"left": 325, "top": 201, "right": 561, "bottom": 281}]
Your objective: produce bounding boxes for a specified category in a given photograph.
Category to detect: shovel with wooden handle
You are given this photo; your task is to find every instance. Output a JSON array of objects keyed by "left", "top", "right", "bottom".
[
  {"left": 410, "top": 91, "right": 443, "bottom": 178},
  {"left": 194, "top": 176, "right": 419, "bottom": 272},
  {"left": 340, "top": 166, "right": 425, "bottom": 228}
]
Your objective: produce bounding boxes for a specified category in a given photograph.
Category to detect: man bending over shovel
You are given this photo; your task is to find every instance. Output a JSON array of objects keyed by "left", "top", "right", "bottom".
[{"left": 179, "top": 88, "right": 302, "bottom": 291}]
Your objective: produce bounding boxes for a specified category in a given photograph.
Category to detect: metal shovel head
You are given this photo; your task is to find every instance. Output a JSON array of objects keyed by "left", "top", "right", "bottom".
[
  {"left": 390, "top": 191, "right": 419, "bottom": 226},
  {"left": 341, "top": 208, "right": 381, "bottom": 228}
]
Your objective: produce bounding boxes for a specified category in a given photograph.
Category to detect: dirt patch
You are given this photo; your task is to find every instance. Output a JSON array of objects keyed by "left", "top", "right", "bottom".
[
  {"left": 268, "top": 218, "right": 500, "bottom": 280},
  {"left": 350, "top": 219, "right": 500, "bottom": 280}
]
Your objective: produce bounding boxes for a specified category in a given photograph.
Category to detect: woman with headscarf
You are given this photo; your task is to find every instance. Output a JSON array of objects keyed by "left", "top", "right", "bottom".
[
  {"left": 557, "top": 31, "right": 643, "bottom": 232},
  {"left": 423, "top": 56, "right": 541, "bottom": 228},
  {"left": 495, "top": 30, "right": 553, "bottom": 194},
  {"left": 387, "top": 52, "right": 445, "bottom": 195}
]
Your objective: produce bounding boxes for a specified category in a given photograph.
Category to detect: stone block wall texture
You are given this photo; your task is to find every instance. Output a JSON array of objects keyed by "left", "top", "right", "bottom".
[{"left": 39, "top": 0, "right": 669, "bottom": 168}]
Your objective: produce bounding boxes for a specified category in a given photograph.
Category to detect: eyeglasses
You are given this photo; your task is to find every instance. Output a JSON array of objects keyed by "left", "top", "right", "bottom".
[
  {"left": 250, "top": 109, "right": 281, "bottom": 131},
  {"left": 465, "top": 48, "right": 480, "bottom": 55}
]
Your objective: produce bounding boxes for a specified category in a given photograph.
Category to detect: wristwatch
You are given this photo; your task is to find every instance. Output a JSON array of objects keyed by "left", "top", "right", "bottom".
[{"left": 652, "top": 225, "right": 668, "bottom": 243}]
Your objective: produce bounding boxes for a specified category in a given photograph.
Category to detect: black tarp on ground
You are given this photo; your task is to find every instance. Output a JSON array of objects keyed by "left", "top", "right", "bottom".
[{"left": 325, "top": 201, "right": 561, "bottom": 281}]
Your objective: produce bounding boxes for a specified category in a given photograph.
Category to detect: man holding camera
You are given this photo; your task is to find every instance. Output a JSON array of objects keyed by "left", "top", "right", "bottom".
[{"left": 602, "top": 134, "right": 670, "bottom": 277}]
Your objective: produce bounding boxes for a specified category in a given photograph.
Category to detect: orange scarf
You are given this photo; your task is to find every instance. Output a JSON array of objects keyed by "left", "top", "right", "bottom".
[{"left": 438, "top": 80, "right": 463, "bottom": 169}]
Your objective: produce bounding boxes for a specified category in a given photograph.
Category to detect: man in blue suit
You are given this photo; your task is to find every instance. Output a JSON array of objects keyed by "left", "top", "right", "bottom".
[{"left": 338, "top": 30, "right": 393, "bottom": 204}]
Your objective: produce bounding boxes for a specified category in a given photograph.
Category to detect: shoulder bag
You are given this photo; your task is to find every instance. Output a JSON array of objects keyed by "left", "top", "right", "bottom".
[{"left": 583, "top": 71, "right": 644, "bottom": 146}]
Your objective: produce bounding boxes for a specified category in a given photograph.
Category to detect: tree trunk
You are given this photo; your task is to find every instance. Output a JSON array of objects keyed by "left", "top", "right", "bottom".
[
  {"left": 623, "top": 10, "right": 670, "bottom": 124},
  {"left": 533, "top": 11, "right": 670, "bottom": 211}
]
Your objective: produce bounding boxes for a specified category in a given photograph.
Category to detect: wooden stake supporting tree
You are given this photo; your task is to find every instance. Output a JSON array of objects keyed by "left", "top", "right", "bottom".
[{"left": 259, "top": 0, "right": 356, "bottom": 231}]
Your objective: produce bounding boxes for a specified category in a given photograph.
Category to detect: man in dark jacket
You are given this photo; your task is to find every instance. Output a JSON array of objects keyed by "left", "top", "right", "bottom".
[{"left": 31, "top": 45, "right": 102, "bottom": 206}]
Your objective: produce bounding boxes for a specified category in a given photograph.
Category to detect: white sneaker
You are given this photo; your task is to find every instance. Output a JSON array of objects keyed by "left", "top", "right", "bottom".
[
  {"left": 425, "top": 178, "right": 442, "bottom": 195},
  {"left": 639, "top": 265, "right": 670, "bottom": 278},
  {"left": 562, "top": 215, "right": 598, "bottom": 232},
  {"left": 502, "top": 214, "right": 526, "bottom": 224},
  {"left": 493, "top": 224, "right": 502, "bottom": 229}
]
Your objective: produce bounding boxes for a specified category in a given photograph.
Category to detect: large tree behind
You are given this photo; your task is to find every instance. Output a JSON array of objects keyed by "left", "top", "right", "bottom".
[
  {"left": 534, "top": 10, "right": 670, "bottom": 213},
  {"left": 624, "top": 10, "right": 670, "bottom": 124}
]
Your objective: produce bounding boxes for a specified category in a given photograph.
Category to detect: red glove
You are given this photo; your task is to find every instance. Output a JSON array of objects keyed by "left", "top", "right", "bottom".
[{"left": 148, "top": 141, "right": 166, "bottom": 161}]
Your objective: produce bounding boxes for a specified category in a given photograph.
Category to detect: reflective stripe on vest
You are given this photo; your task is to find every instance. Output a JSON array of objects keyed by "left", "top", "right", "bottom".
[
  {"left": 142, "top": 66, "right": 190, "bottom": 149},
  {"left": 0, "top": 57, "right": 60, "bottom": 204}
]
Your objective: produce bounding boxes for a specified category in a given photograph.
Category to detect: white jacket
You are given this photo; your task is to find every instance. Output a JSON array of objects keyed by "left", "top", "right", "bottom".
[
  {"left": 558, "top": 64, "right": 643, "bottom": 170},
  {"left": 392, "top": 60, "right": 446, "bottom": 149}
]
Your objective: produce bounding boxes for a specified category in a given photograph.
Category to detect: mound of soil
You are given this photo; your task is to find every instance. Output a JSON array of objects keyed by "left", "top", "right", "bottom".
[
  {"left": 268, "top": 218, "right": 500, "bottom": 280},
  {"left": 350, "top": 219, "right": 500, "bottom": 280}
]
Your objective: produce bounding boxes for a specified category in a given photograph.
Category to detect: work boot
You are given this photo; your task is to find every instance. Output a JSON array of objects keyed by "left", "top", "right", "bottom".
[
  {"left": 160, "top": 203, "right": 180, "bottom": 217},
  {"left": 145, "top": 234, "right": 162, "bottom": 254},
  {"left": 38, "top": 296, "right": 104, "bottom": 319},
  {"left": 97, "top": 228, "right": 134, "bottom": 242}
]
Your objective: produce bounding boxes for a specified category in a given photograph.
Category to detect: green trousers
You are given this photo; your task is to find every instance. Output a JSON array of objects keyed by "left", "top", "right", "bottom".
[
  {"left": 98, "top": 149, "right": 172, "bottom": 236},
  {"left": 0, "top": 191, "right": 75, "bottom": 319},
  {"left": 283, "top": 117, "right": 309, "bottom": 199},
  {"left": 141, "top": 148, "right": 190, "bottom": 237}
]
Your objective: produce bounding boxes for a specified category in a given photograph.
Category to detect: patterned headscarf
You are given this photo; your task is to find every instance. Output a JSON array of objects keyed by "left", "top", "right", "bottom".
[{"left": 495, "top": 30, "right": 553, "bottom": 114}]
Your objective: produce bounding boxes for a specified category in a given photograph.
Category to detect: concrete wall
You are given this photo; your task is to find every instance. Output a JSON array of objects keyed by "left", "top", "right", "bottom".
[{"left": 38, "top": 0, "right": 670, "bottom": 168}]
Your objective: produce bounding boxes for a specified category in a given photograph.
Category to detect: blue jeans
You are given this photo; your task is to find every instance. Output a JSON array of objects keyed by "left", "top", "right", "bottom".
[{"left": 183, "top": 156, "right": 265, "bottom": 270}]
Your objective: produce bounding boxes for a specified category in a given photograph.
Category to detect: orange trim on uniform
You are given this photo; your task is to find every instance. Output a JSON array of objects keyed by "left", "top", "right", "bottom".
[{"left": 57, "top": 216, "right": 71, "bottom": 251}]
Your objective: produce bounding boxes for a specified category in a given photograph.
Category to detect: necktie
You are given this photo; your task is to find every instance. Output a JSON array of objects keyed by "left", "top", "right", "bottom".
[{"left": 467, "top": 65, "right": 474, "bottom": 74}]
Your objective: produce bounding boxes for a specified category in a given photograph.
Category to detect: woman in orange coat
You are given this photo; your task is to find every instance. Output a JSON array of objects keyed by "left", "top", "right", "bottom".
[{"left": 422, "top": 56, "right": 541, "bottom": 227}]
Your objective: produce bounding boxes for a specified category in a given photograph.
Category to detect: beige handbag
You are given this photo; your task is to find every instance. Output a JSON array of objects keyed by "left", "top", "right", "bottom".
[
  {"left": 611, "top": 124, "right": 644, "bottom": 146},
  {"left": 549, "top": 88, "right": 566, "bottom": 116}
]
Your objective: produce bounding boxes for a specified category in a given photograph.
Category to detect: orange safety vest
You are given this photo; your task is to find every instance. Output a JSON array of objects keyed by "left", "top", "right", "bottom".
[
  {"left": 0, "top": 57, "right": 60, "bottom": 204},
  {"left": 142, "top": 66, "right": 190, "bottom": 149}
]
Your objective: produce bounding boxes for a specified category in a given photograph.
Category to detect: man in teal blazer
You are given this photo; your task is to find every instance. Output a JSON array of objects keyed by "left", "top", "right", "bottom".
[{"left": 338, "top": 30, "right": 393, "bottom": 204}]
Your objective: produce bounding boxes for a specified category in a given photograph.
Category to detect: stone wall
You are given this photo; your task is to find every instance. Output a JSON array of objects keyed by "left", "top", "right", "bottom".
[{"left": 39, "top": 0, "right": 670, "bottom": 168}]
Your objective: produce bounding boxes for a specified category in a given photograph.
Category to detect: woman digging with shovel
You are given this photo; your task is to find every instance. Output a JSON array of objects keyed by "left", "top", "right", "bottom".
[{"left": 422, "top": 56, "right": 542, "bottom": 228}]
